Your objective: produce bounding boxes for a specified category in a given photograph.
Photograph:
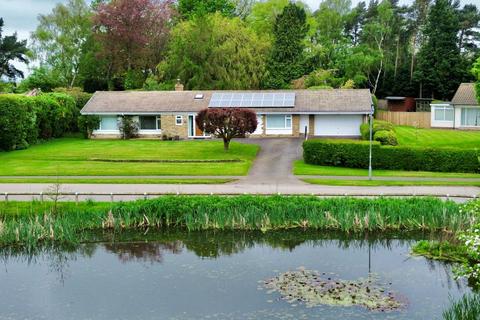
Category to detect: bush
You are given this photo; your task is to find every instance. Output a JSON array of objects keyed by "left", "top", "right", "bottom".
[
  {"left": 119, "top": 116, "right": 138, "bottom": 139},
  {"left": 303, "top": 139, "right": 480, "bottom": 173},
  {"left": 78, "top": 115, "right": 100, "bottom": 139},
  {"left": 374, "top": 130, "right": 398, "bottom": 146},
  {"left": 360, "top": 120, "right": 395, "bottom": 140},
  {"left": 0, "top": 95, "right": 35, "bottom": 150}
]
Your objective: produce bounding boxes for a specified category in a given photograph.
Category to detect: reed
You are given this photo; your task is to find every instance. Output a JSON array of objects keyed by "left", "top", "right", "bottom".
[
  {"left": 443, "top": 294, "right": 480, "bottom": 320},
  {"left": 0, "top": 196, "right": 472, "bottom": 248}
]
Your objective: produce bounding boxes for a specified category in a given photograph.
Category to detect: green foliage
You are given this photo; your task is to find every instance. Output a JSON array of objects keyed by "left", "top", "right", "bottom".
[
  {"left": 263, "top": 3, "right": 308, "bottom": 88},
  {"left": 472, "top": 56, "right": 480, "bottom": 103},
  {"left": 246, "top": 0, "right": 289, "bottom": 36},
  {"left": 412, "top": 240, "right": 468, "bottom": 263},
  {"left": 143, "top": 76, "right": 175, "bottom": 91},
  {"left": 124, "top": 70, "right": 145, "bottom": 90},
  {"left": 443, "top": 294, "right": 480, "bottom": 320},
  {"left": 17, "top": 66, "right": 62, "bottom": 92},
  {"left": 0, "top": 18, "right": 29, "bottom": 80},
  {"left": 160, "top": 13, "right": 269, "bottom": 90},
  {"left": 52, "top": 87, "right": 92, "bottom": 110},
  {"left": 118, "top": 116, "right": 138, "bottom": 139},
  {"left": 0, "top": 196, "right": 467, "bottom": 247},
  {"left": 360, "top": 120, "right": 395, "bottom": 140},
  {"left": 374, "top": 130, "right": 398, "bottom": 146},
  {"left": 303, "top": 139, "right": 480, "bottom": 173},
  {"left": 0, "top": 95, "right": 35, "bottom": 150},
  {"left": 178, "top": 0, "right": 236, "bottom": 19},
  {"left": 31, "top": 0, "right": 92, "bottom": 87},
  {"left": 30, "top": 94, "right": 61, "bottom": 139},
  {"left": 78, "top": 115, "right": 100, "bottom": 138},
  {"left": 414, "top": 0, "right": 466, "bottom": 100},
  {"left": 44, "top": 92, "right": 79, "bottom": 133}
]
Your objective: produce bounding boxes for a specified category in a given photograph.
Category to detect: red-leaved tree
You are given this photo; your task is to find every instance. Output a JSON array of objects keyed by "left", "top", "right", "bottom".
[
  {"left": 93, "top": 0, "right": 174, "bottom": 77},
  {"left": 196, "top": 108, "right": 257, "bottom": 150}
]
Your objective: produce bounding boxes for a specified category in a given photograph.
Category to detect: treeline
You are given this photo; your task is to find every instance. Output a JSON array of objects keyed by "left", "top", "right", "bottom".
[
  {"left": 0, "top": 89, "right": 91, "bottom": 150},
  {"left": 1, "top": 0, "right": 479, "bottom": 100}
]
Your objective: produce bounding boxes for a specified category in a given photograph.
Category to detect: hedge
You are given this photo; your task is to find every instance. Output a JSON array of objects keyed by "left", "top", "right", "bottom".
[
  {"left": 0, "top": 92, "right": 81, "bottom": 151},
  {"left": 303, "top": 139, "right": 480, "bottom": 173},
  {"left": 0, "top": 95, "right": 36, "bottom": 150}
]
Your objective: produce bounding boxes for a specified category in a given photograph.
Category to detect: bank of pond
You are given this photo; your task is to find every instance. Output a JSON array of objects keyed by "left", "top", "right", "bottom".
[{"left": 0, "top": 196, "right": 479, "bottom": 319}]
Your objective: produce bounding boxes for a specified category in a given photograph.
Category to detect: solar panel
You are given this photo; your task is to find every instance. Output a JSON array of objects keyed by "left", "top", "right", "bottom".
[{"left": 208, "top": 92, "right": 295, "bottom": 108}]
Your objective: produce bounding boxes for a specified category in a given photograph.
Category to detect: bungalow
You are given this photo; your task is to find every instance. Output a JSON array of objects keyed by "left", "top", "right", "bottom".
[
  {"left": 431, "top": 83, "right": 480, "bottom": 130},
  {"left": 80, "top": 86, "right": 373, "bottom": 139}
]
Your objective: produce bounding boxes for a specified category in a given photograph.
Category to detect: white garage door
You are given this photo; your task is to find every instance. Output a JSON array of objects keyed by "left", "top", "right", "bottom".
[{"left": 314, "top": 115, "right": 363, "bottom": 136}]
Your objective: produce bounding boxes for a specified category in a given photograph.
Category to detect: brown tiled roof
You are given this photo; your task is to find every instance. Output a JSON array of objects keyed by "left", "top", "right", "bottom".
[
  {"left": 452, "top": 83, "right": 479, "bottom": 105},
  {"left": 81, "top": 89, "right": 373, "bottom": 114}
]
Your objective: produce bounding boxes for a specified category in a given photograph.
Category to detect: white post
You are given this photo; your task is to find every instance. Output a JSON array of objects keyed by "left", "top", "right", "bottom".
[{"left": 368, "top": 104, "right": 374, "bottom": 180}]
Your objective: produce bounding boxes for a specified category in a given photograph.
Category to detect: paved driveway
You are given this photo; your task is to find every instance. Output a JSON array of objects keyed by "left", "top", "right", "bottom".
[{"left": 236, "top": 138, "right": 305, "bottom": 184}]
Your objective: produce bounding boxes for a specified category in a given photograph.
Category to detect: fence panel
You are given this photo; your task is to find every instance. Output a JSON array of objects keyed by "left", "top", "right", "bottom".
[{"left": 377, "top": 111, "right": 431, "bottom": 128}]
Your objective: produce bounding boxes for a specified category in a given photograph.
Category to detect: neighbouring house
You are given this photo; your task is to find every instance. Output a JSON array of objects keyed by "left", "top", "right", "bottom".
[
  {"left": 431, "top": 83, "right": 480, "bottom": 129},
  {"left": 80, "top": 87, "right": 373, "bottom": 139}
]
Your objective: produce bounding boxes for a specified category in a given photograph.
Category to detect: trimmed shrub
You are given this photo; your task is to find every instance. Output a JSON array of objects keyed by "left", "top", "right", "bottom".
[
  {"left": 0, "top": 95, "right": 35, "bottom": 150},
  {"left": 360, "top": 120, "right": 395, "bottom": 140},
  {"left": 374, "top": 130, "right": 398, "bottom": 146},
  {"left": 303, "top": 139, "right": 479, "bottom": 173}
]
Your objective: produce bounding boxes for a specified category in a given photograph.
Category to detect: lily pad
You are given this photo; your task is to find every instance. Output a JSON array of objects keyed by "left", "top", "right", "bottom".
[{"left": 263, "top": 267, "right": 406, "bottom": 312}]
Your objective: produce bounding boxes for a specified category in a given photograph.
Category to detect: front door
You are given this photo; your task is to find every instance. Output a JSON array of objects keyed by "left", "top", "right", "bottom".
[{"left": 188, "top": 115, "right": 195, "bottom": 137}]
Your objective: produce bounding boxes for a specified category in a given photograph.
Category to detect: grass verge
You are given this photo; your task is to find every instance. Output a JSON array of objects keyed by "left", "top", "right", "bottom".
[
  {"left": 0, "top": 196, "right": 470, "bottom": 248},
  {"left": 294, "top": 161, "right": 480, "bottom": 179},
  {"left": 302, "top": 178, "right": 480, "bottom": 187},
  {"left": 0, "top": 178, "right": 234, "bottom": 184}
]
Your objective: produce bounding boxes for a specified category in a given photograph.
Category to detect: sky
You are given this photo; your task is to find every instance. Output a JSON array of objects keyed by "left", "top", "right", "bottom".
[{"left": 1, "top": 0, "right": 479, "bottom": 75}]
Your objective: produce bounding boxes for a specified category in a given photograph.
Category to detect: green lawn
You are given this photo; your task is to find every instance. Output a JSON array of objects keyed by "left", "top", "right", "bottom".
[
  {"left": 294, "top": 161, "right": 480, "bottom": 178},
  {"left": 395, "top": 126, "right": 480, "bottom": 149},
  {"left": 0, "top": 138, "right": 259, "bottom": 176},
  {"left": 0, "top": 178, "right": 234, "bottom": 184},
  {"left": 302, "top": 178, "right": 480, "bottom": 187}
]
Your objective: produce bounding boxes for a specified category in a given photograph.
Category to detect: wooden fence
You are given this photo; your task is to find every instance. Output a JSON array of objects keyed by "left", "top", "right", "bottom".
[{"left": 376, "top": 110, "right": 431, "bottom": 128}]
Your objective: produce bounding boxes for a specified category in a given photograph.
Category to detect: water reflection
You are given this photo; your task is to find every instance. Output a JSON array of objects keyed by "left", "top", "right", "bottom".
[{"left": 0, "top": 230, "right": 470, "bottom": 320}]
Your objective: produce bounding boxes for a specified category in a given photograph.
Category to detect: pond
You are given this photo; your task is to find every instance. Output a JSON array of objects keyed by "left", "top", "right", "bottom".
[{"left": 0, "top": 231, "right": 471, "bottom": 320}]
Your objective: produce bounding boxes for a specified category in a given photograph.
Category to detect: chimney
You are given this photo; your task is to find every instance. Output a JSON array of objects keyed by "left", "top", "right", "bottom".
[{"left": 175, "top": 79, "right": 184, "bottom": 91}]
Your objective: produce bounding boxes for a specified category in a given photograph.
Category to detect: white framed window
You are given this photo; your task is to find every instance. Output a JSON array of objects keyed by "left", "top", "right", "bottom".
[
  {"left": 266, "top": 115, "right": 292, "bottom": 129},
  {"left": 176, "top": 115, "right": 183, "bottom": 125},
  {"left": 99, "top": 116, "right": 118, "bottom": 131},
  {"left": 139, "top": 116, "right": 161, "bottom": 130},
  {"left": 434, "top": 106, "right": 454, "bottom": 121},
  {"left": 461, "top": 108, "right": 480, "bottom": 126}
]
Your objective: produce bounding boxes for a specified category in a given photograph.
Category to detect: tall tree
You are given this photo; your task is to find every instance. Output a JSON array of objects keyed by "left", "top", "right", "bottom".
[
  {"left": 31, "top": 0, "right": 92, "bottom": 88},
  {"left": 0, "top": 18, "right": 29, "bottom": 80},
  {"left": 361, "top": 0, "right": 394, "bottom": 94},
  {"left": 159, "top": 13, "right": 268, "bottom": 89},
  {"left": 93, "top": 0, "right": 174, "bottom": 88},
  {"left": 177, "top": 0, "right": 236, "bottom": 19},
  {"left": 457, "top": 4, "right": 480, "bottom": 55},
  {"left": 407, "top": 0, "right": 431, "bottom": 81},
  {"left": 263, "top": 3, "right": 308, "bottom": 88},
  {"left": 414, "top": 0, "right": 463, "bottom": 99}
]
